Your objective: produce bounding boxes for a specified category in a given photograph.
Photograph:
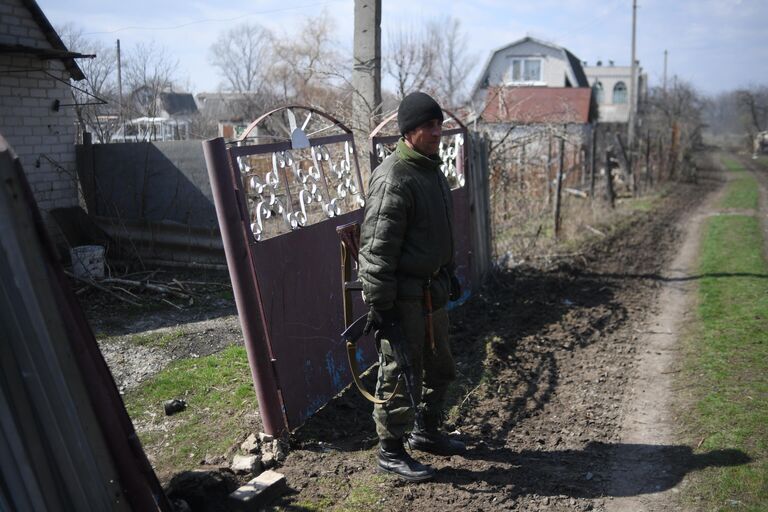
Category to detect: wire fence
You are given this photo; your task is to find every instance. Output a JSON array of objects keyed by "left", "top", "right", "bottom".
[{"left": 485, "top": 121, "right": 694, "bottom": 267}]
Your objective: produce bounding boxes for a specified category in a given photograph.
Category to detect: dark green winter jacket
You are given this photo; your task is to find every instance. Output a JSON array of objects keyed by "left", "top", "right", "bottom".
[{"left": 358, "top": 139, "right": 455, "bottom": 311}]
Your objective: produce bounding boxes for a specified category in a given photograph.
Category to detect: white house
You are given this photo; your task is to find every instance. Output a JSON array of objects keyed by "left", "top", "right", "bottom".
[
  {"left": 471, "top": 36, "right": 590, "bottom": 109},
  {"left": 0, "top": 0, "right": 85, "bottom": 226},
  {"left": 584, "top": 62, "right": 646, "bottom": 123}
]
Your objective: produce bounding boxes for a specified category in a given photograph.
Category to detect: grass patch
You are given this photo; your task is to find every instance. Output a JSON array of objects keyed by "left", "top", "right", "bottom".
[
  {"left": 720, "top": 158, "right": 758, "bottom": 210},
  {"left": 335, "top": 473, "right": 387, "bottom": 512},
  {"left": 619, "top": 191, "right": 661, "bottom": 212},
  {"left": 681, "top": 214, "right": 768, "bottom": 510},
  {"left": 130, "top": 328, "right": 186, "bottom": 348},
  {"left": 123, "top": 344, "right": 257, "bottom": 476}
]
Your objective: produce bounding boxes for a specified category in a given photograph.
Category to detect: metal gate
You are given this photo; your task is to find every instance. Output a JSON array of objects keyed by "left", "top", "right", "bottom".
[{"left": 203, "top": 106, "right": 478, "bottom": 434}]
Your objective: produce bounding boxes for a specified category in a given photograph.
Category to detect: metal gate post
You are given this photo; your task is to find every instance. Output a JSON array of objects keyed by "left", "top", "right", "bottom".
[{"left": 203, "top": 137, "right": 287, "bottom": 435}]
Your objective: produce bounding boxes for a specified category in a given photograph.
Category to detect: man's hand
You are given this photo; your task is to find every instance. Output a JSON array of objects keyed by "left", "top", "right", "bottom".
[
  {"left": 364, "top": 307, "right": 408, "bottom": 348},
  {"left": 449, "top": 274, "right": 462, "bottom": 301},
  {"left": 363, "top": 306, "right": 399, "bottom": 335}
]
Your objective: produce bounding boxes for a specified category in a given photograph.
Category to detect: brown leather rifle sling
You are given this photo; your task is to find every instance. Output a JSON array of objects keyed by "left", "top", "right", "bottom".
[{"left": 337, "top": 222, "right": 400, "bottom": 404}]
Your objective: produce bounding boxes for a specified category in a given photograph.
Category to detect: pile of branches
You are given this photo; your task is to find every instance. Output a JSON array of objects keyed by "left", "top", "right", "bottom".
[{"left": 66, "top": 268, "right": 231, "bottom": 309}]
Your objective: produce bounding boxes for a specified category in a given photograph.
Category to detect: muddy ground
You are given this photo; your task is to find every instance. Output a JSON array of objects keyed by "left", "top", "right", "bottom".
[
  {"left": 78, "top": 151, "right": 738, "bottom": 511},
  {"left": 266, "top": 156, "right": 727, "bottom": 512}
]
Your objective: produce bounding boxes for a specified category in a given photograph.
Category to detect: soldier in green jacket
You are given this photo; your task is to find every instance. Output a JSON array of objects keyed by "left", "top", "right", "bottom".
[{"left": 358, "top": 91, "right": 465, "bottom": 482}]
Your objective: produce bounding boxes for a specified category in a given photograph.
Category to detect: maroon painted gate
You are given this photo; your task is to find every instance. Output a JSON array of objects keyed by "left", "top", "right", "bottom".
[{"left": 203, "top": 106, "right": 473, "bottom": 434}]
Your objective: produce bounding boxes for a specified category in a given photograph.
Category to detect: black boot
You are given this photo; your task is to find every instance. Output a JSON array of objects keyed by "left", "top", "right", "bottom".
[
  {"left": 377, "top": 438, "right": 435, "bottom": 482},
  {"left": 408, "top": 430, "right": 466, "bottom": 456}
]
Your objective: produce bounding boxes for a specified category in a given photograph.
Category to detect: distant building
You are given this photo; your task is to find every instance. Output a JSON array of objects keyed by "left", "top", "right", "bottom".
[
  {"left": 584, "top": 61, "right": 646, "bottom": 123},
  {"left": 471, "top": 36, "right": 590, "bottom": 106},
  {"left": 196, "top": 92, "right": 272, "bottom": 140},
  {"left": 470, "top": 37, "right": 594, "bottom": 128},
  {"left": 111, "top": 89, "right": 198, "bottom": 142}
]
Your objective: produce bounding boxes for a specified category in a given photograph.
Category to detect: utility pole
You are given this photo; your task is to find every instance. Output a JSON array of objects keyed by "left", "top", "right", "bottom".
[
  {"left": 116, "top": 39, "right": 125, "bottom": 138},
  {"left": 352, "top": 0, "right": 382, "bottom": 158},
  {"left": 627, "top": 0, "right": 638, "bottom": 196},
  {"left": 663, "top": 49, "right": 668, "bottom": 92},
  {"left": 628, "top": 0, "right": 638, "bottom": 154}
]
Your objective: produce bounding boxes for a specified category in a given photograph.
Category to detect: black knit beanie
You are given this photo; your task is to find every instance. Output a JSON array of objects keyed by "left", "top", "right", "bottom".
[{"left": 397, "top": 92, "right": 444, "bottom": 135}]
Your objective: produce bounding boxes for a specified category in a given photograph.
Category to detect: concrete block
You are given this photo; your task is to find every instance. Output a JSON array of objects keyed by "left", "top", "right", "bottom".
[
  {"left": 240, "top": 433, "right": 260, "bottom": 454},
  {"left": 230, "top": 454, "right": 262, "bottom": 475},
  {"left": 1, "top": 14, "right": 20, "bottom": 27},
  {"left": 17, "top": 37, "right": 36, "bottom": 47},
  {"left": 9, "top": 25, "right": 28, "bottom": 37},
  {"left": 228, "top": 470, "right": 287, "bottom": 512}
]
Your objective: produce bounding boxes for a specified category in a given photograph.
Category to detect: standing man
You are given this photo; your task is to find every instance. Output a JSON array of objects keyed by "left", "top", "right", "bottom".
[{"left": 358, "top": 91, "right": 465, "bottom": 482}]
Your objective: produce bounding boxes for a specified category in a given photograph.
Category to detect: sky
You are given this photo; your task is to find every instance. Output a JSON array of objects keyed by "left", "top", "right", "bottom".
[{"left": 38, "top": 0, "right": 768, "bottom": 97}]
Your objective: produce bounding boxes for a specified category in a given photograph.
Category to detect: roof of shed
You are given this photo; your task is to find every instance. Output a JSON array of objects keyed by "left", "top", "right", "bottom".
[
  {"left": 159, "top": 92, "right": 198, "bottom": 116},
  {"left": 480, "top": 87, "right": 593, "bottom": 125}
]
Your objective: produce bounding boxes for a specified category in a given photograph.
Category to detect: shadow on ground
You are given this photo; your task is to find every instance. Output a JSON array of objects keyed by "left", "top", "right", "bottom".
[
  {"left": 446, "top": 442, "right": 751, "bottom": 499},
  {"left": 290, "top": 265, "right": 624, "bottom": 452}
]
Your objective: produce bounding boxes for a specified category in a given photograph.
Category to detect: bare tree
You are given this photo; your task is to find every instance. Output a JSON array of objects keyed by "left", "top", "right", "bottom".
[
  {"left": 57, "top": 23, "right": 119, "bottom": 142},
  {"left": 272, "top": 11, "right": 347, "bottom": 108},
  {"left": 124, "top": 41, "right": 179, "bottom": 118},
  {"left": 384, "top": 23, "right": 440, "bottom": 99},
  {"left": 735, "top": 86, "right": 768, "bottom": 135},
  {"left": 209, "top": 23, "right": 274, "bottom": 94},
  {"left": 645, "top": 78, "right": 704, "bottom": 179},
  {"left": 430, "top": 17, "right": 476, "bottom": 108}
]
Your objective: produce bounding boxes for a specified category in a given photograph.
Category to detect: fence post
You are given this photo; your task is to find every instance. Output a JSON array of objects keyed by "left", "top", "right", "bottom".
[
  {"left": 546, "top": 133, "right": 553, "bottom": 206},
  {"left": 469, "top": 132, "right": 491, "bottom": 283},
  {"left": 519, "top": 142, "right": 526, "bottom": 192},
  {"left": 605, "top": 148, "right": 616, "bottom": 209},
  {"left": 553, "top": 137, "right": 565, "bottom": 239},
  {"left": 658, "top": 135, "right": 665, "bottom": 182},
  {"left": 202, "top": 137, "right": 287, "bottom": 436},
  {"left": 589, "top": 128, "right": 597, "bottom": 199},
  {"left": 645, "top": 132, "right": 652, "bottom": 188}
]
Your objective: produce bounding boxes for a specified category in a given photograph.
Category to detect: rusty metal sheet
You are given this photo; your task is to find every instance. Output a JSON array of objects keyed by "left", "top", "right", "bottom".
[{"left": 250, "top": 209, "right": 376, "bottom": 427}]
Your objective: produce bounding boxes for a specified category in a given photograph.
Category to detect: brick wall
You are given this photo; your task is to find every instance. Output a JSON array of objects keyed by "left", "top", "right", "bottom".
[{"left": 0, "top": 0, "right": 80, "bottom": 222}]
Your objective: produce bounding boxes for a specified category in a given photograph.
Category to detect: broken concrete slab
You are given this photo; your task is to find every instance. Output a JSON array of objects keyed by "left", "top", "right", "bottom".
[
  {"left": 228, "top": 470, "right": 287, "bottom": 511},
  {"left": 240, "top": 433, "right": 260, "bottom": 454},
  {"left": 230, "top": 454, "right": 262, "bottom": 475}
]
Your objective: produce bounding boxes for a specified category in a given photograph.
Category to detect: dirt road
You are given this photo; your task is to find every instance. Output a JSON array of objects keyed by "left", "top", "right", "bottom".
[{"left": 269, "top": 155, "right": 730, "bottom": 511}]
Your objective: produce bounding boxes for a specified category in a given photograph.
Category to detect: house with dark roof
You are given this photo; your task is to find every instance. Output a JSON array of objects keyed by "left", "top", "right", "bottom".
[
  {"left": 471, "top": 37, "right": 589, "bottom": 100},
  {"left": 110, "top": 88, "right": 199, "bottom": 142},
  {"left": 195, "top": 91, "right": 273, "bottom": 140},
  {"left": 0, "top": 0, "right": 88, "bottom": 237},
  {"left": 469, "top": 37, "right": 597, "bottom": 198}
]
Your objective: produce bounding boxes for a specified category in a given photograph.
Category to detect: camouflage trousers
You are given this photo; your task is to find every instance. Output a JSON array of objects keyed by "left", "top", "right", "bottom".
[{"left": 372, "top": 300, "right": 456, "bottom": 441}]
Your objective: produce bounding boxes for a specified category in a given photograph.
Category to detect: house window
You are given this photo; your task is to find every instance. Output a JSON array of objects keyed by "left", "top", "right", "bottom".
[
  {"left": 506, "top": 58, "right": 542, "bottom": 83},
  {"left": 593, "top": 81, "right": 604, "bottom": 104},
  {"left": 613, "top": 81, "right": 628, "bottom": 104}
]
